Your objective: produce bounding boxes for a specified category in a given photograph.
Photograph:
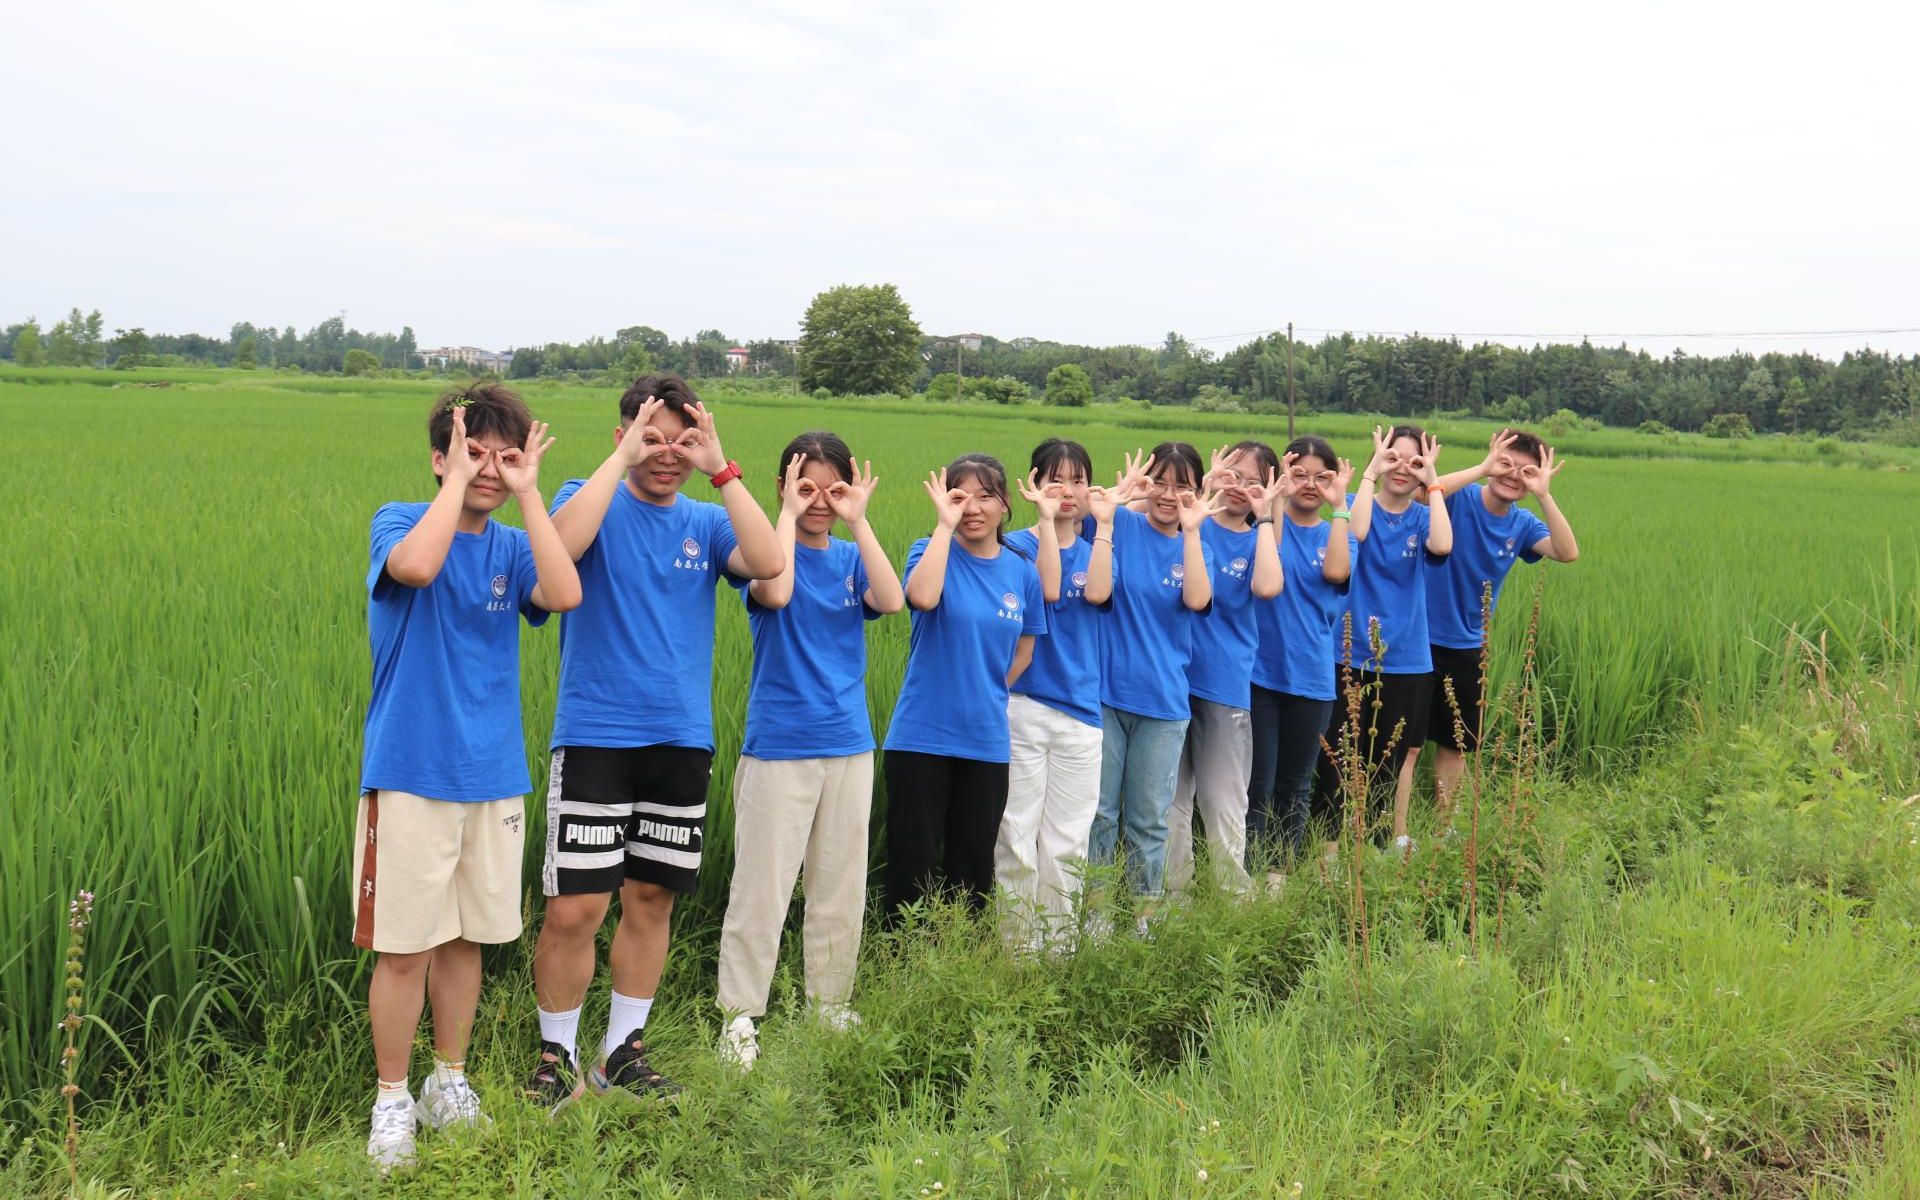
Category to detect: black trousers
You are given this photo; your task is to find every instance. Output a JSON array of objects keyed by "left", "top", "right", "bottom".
[{"left": 882, "top": 750, "right": 1010, "bottom": 921}]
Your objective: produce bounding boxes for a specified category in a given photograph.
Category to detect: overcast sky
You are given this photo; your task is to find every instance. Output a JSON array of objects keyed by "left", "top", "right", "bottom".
[{"left": 7, "top": 0, "right": 1918, "bottom": 359}]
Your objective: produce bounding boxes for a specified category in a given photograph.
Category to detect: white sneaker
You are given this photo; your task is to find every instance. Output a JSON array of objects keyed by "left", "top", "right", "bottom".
[
  {"left": 366, "top": 1097, "right": 418, "bottom": 1170},
  {"left": 815, "top": 1002, "right": 863, "bottom": 1033},
  {"left": 719, "top": 1015, "right": 759, "bottom": 1072},
  {"left": 418, "top": 1074, "right": 489, "bottom": 1130}
]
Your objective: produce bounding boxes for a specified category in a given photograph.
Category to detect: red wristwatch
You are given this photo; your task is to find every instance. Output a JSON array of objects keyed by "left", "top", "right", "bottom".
[{"left": 709, "top": 460, "right": 743, "bottom": 489}]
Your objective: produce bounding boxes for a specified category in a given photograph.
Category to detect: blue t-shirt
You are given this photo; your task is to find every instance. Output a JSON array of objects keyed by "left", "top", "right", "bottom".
[
  {"left": 884, "top": 537, "right": 1048, "bottom": 762},
  {"left": 549, "top": 481, "right": 740, "bottom": 751},
  {"left": 1349, "top": 497, "right": 1440, "bottom": 674},
  {"left": 1251, "top": 515, "right": 1355, "bottom": 702},
  {"left": 1099, "top": 507, "right": 1210, "bottom": 722},
  {"left": 361, "top": 502, "right": 551, "bottom": 801},
  {"left": 733, "top": 538, "right": 882, "bottom": 760},
  {"left": 1426, "top": 483, "right": 1549, "bottom": 650},
  {"left": 1187, "top": 518, "right": 1264, "bottom": 711},
  {"left": 1006, "top": 527, "right": 1105, "bottom": 729}
]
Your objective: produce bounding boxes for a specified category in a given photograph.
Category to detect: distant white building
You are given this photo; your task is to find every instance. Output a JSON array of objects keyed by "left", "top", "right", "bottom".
[
  {"left": 954, "top": 332, "right": 985, "bottom": 352},
  {"left": 420, "top": 346, "right": 514, "bottom": 374},
  {"left": 726, "top": 346, "right": 750, "bottom": 371}
]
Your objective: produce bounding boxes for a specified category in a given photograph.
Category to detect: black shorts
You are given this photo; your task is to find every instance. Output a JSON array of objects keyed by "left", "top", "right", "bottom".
[
  {"left": 1313, "top": 669, "right": 1435, "bottom": 820},
  {"left": 541, "top": 745, "right": 713, "bottom": 896},
  {"left": 1426, "top": 646, "right": 1487, "bottom": 752}
]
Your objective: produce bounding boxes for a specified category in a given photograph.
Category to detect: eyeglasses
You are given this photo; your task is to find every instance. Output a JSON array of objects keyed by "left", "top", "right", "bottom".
[
  {"left": 1213, "top": 471, "right": 1259, "bottom": 488},
  {"left": 1146, "top": 481, "right": 1196, "bottom": 498},
  {"left": 1288, "top": 469, "right": 1337, "bottom": 488}
]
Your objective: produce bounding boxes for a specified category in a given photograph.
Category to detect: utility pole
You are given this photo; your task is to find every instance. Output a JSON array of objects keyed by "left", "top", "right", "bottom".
[
  {"left": 1286, "top": 321, "right": 1296, "bottom": 440},
  {"left": 956, "top": 338, "right": 963, "bottom": 400}
]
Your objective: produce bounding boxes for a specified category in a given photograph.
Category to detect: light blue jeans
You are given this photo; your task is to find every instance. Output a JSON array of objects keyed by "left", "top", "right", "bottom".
[{"left": 1089, "top": 704, "right": 1191, "bottom": 896}]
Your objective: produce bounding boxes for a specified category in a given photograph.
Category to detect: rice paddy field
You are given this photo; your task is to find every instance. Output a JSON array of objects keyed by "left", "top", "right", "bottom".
[{"left": 4, "top": 365, "right": 1920, "bottom": 1197}]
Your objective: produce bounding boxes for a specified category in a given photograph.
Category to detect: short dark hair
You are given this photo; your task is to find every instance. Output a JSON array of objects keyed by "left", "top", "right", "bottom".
[
  {"left": 1502, "top": 429, "right": 1546, "bottom": 463},
  {"left": 1284, "top": 435, "right": 1339, "bottom": 470},
  {"left": 1385, "top": 424, "right": 1425, "bottom": 448},
  {"left": 619, "top": 373, "right": 698, "bottom": 424},
  {"left": 1030, "top": 437, "right": 1092, "bottom": 483},
  {"left": 1227, "top": 439, "right": 1280, "bottom": 481},
  {"left": 1148, "top": 441, "right": 1203, "bottom": 489},
  {"left": 428, "top": 382, "right": 532, "bottom": 461},
  {"left": 778, "top": 430, "right": 854, "bottom": 484}
]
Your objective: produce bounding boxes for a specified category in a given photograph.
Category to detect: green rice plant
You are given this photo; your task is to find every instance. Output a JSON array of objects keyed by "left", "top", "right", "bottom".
[{"left": 3, "top": 366, "right": 1919, "bottom": 1137}]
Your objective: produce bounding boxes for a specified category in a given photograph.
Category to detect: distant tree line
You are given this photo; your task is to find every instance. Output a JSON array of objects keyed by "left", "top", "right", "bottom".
[
  {"left": 2, "top": 312, "right": 420, "bottom": 374},
  {"left": 908, "top": 329, "right": 1920, "bottom": 440},
  {"left": 8, "top": 294, "right": 1918, "bottom": 442}
]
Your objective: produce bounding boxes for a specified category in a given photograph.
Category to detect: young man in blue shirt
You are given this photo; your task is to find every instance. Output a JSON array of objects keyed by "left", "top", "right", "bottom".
[
  {"left": 356, "top": 385, "right": 581, "bottom": 1168},
  {"left": 524, "top": 374, "right": 781, "bottom": 1109},
  {"left": 1427, "top": 429, "right": 1580, "bottom": 810}
]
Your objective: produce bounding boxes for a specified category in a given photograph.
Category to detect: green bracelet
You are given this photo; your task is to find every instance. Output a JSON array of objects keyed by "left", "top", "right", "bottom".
[{"left": 1330, "top": 509, "right": 1351, "bottom": 521}]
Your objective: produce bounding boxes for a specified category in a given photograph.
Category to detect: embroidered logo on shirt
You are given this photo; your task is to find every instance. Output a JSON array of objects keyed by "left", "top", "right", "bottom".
[
  {"left": 844, "top": 574, "right": 856, "bottom": 593},
  {"left": 487, "top": 572, "right": 514, "bottom": 610},
  {"left": 1072, "top": 570, "right": 1089, "bottom": 589},
  {"left": 491, "top": 574, "right": 508, "bottom": 598},
  {"left": 1171, "top": 564, "right": 1186, "bottom": 582},
  {"left": 683, "top": 538, "right": 702, "bottom": 559},
  {"left": 1002, "top": 591, "right": 1020, "bottom": 611},
  {"left": 1229, "top": 556, "right": 1249, "bottom": 576}
]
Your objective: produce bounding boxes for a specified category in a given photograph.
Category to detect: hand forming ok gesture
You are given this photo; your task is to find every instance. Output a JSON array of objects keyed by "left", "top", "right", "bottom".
[
  {"left": 1481, "top": 428, "right": 1520, "bottom": 477},
  {"left": 1519, "top": 445, "right": 1565, "bottom": 497},
  {"left": 1242, "top": 467, "right": 1283, "bottom": 520},
  {"left": 494, "top": 420, "right": 557, "bottom": 497},
  {"left": 1085, "top": 483, "right": 1121, "bottom": 524},
  {"left": 1409, "top": 432, "right": 1442, "bottom": 488},
  {"left": 1111, "top": 448, "right": 1156, "bottom": 503},
  {"left": 826, "top": 459, "right": 879, "bottom": 524},
  {"left": 1019, "top": 468, "right": 1066, "bottom": 523},
  {"left": 1177, "top": 488, "right": 1225, "bottom": 532},
  {"left": 1365, "top": 426, "right": 1396, "bottom": 481},
  {"left": 923, "top": 468, "right": 969, "bottom": 531},
  {"left": 779, "top": 453, "right": 821, "bottom": 518},
  {"left": 673, "top": 401, "right": 729, "bottom": 476},
  {"left": 615, "top": 396, "right": 670, "bottom": 470},
  {"left": 443, "top": 405, "right": 486, "bottom": 486},
  {"left": 1329, "top": 457, "right": 1356, "bottom": 505}
]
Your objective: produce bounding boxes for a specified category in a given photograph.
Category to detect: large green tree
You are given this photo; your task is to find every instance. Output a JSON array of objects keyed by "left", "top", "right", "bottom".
[
  {"left": 799, "top": 284, "right": 922, "bottom": 396},
  {"left": 12, "top": 319, "right": 43, "bottom": 366},
  {"left": 1044, "top": 363, "right": 1093, "bottom": 406}
]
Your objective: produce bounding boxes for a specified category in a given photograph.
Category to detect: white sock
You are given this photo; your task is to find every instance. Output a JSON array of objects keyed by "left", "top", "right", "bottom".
[
  {"left": 430, "top": 1058, "right": 465, "bottom": 1089},
  {"left": 376, "top": 1077, "right": 410, "bottom": 1106},
  {"left": 603, "top": 991, "right": 653, "bottom": 1059},
  {"left": 538, "top": 1005, "right": 582, "bottom": 1063}
]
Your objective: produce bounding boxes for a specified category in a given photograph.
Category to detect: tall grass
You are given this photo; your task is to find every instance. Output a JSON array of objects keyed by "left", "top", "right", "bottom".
[{"left": 3, "top": 369, "right": 1917, "bottom": 1131}]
